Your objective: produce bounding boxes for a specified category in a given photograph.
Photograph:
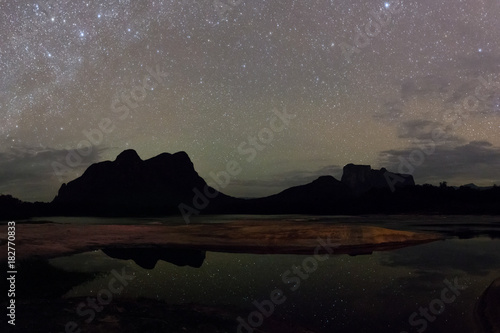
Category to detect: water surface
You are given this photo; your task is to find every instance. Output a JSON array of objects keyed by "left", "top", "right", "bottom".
[{"left": 10, "top": 215, "right": 500, "bottom": 332}]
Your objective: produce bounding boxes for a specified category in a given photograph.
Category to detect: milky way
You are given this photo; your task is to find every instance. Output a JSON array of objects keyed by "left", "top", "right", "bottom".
[{"left": 0, "top": 0, "right": 499, "bottom": 201}]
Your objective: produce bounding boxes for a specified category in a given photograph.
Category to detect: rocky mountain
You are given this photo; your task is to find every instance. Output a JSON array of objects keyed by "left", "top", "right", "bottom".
[
  {"left": 2, "top": 149, "right": 499, "bottom": 219},
  {"left": 52, "top": 149, "right": 239, "bottom": 216},
  {"left": 341, "top": 163, "right": 415, "bottom": 195}
]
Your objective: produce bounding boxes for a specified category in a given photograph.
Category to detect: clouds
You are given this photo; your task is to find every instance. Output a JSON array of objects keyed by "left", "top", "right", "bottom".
[
  {"left": 379, "top": 140, "right": 500, "bottom": 185},
  {"left": 396, "top": 119, "right": 465, "bottom": 144},
  {"left": 218, "top": 165, "right": 344, "bottom": 198},
  {"left": 0, "top": 0, "right": 499, "bottom": 200},
  {"left": 400, "top": 75, "right": 451, "bottom": 101},
  {"left": 374, "top": 69, "right": 500, "bottom": 187},
  {"left": 379, "top": 74, "right": 499, "bottom": 122},
  {"left": 373, "top": 100, "right": 405, "bottom": 123},
  {"left": 374, "top": 69, "right": 500, "bottom": 131},
  {"left": 0, "top": 145, "right": 107, "bottom": 202}
]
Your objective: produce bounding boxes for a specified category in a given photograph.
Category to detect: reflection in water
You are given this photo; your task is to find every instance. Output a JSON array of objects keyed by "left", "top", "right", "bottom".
[
  {"left": 65, "top": 238, "right": 497, "bottom": 333},
  {"left": 474, "top": 277, "right": 500, "bottom": 333},
  {"left": 412, "top": 223, "right": 500, "bottom": 240},
  {"left": 1, "top": 258, "right": 95, "bottom": 299},
  {"left": 102, "top": 247, "right": 206, "bottom": 269},
  {"left": 4, "top": 228, "right": 500, "bottom": 332}
]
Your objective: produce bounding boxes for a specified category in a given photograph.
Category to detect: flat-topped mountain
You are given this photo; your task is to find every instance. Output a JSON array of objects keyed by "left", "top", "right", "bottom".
[
  {"left": 54, "top": 151, "right": 400, "bottom": 216},
  {"left": 341, "top": 163, "right": 415, "bottom": 195},
  {"left": 1, "top": 149, "right": 499, "bottom": 219}
]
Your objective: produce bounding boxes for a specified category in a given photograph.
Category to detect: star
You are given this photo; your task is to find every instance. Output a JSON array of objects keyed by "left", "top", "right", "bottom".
[{"left": 0, "top": 0, "right": 498, "bottom": 202}]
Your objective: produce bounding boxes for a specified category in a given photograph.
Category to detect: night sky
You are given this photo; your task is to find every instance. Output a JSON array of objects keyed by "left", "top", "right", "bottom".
[{"left": 1, "top": 0, "right": 499, "bottom": 202}]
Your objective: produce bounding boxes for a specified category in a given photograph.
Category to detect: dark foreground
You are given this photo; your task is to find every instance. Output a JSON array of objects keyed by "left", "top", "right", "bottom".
[{"left": 1, "top": 216, "right": 500, "bottom": 333}]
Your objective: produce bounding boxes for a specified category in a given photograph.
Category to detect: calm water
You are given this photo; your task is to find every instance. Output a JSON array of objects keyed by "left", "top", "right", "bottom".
[{"left": 18, "top": 215, "right": 500, "bottom": 332}]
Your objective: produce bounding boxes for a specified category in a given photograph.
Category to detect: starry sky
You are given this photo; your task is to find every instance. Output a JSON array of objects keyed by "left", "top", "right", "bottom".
[{"left": 1, "top": 0, "right": 499, "bottom": 202}]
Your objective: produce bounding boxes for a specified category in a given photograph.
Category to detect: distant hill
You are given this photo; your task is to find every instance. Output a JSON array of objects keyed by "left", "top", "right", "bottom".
[
  {"left": 0, "top": 194, "right": 51, "bottom": 220},
  {"left": 245, "top": 176, "right": 352, "bottom": 214},
  {"left": 454, "top": 183, "right": 494, "bottom": 191},
  {"left": 1, "top": 149, "right": 499, "bottom": 220}
]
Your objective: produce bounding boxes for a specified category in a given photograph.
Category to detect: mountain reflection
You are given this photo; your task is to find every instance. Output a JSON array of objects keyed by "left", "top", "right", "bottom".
[{"left": 102, "top": 247, "right": 206, "bottom": 269}]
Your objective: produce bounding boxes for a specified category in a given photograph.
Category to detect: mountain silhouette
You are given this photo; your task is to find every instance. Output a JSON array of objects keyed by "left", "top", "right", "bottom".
[
  {"left": 52, "top": 149, "right": 240, "bottom": 216},
  {"left": 246, "top": 175, "right": 352, "bottom": 214},
  {"left": 341, "top": 163, "right": 414, "bottom": 195},
  {"left": 51, "top": 150, "right": 415, "bottom": 216},
  {"left": 1, "top": 149, "right": 499, "bottom": 219}
]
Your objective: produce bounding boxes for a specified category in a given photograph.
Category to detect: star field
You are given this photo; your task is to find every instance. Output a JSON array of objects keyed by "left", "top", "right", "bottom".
[{"left": 0, "top": 0, "right": 499, "bottom": 201}]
